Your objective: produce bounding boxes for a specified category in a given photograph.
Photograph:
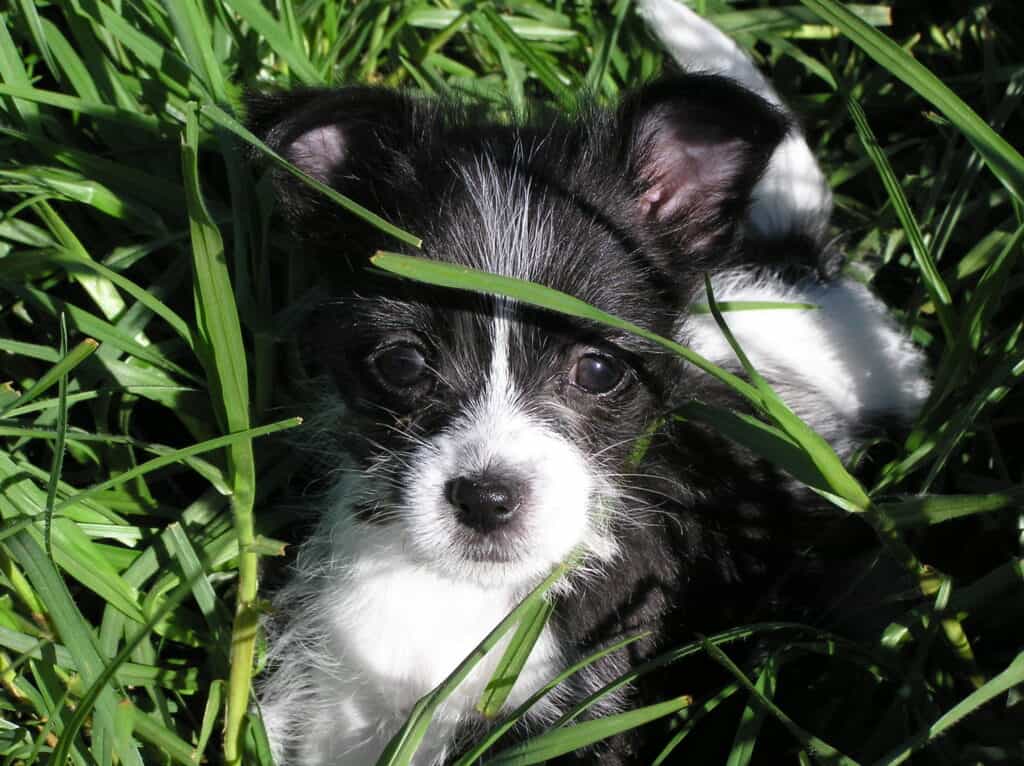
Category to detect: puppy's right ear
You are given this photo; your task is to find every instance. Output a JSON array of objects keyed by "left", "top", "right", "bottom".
[{"left": 245, "top": 87, "right": 416, "bottom": 225}]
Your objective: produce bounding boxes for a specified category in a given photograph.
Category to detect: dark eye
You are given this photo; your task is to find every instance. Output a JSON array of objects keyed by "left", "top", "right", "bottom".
[
  {"left": 571, "top": 353, "right": 625, "bottom": 394},
  {"left": 371, "top": 343, "right": 428, "bottom": 388}
]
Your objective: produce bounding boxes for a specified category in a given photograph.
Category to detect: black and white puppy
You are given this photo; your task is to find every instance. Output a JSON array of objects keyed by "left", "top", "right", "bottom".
[{"left": 251, "top": 3, "right": 929, "bottom": 764}]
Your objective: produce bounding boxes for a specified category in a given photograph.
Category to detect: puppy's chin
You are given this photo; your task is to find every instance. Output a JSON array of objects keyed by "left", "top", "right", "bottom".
[{"left": 401, "top": 514, "right": 580, "bottom": 590}]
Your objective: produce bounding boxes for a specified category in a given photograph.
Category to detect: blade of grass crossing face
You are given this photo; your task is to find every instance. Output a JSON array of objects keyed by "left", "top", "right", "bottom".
[
  {"left": 798, "top": 0, "right": 1024, "bottom": 203},
  {"left": 369, "top": 252, "right": 758, "bottom": 401}
]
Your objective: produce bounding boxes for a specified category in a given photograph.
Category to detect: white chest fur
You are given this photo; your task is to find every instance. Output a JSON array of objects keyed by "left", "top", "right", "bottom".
[{"left": 262, "top": 525, "right": 563, "bottom": 766}]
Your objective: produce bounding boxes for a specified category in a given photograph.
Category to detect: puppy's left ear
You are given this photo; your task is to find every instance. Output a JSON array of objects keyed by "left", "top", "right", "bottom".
[{"left": 620, "top": 76, "right": 789, "bottom": 254}]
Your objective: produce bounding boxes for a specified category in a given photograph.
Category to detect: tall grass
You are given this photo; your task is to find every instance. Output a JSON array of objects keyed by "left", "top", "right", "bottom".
[{"left": 0, "top": 1, "right": 1021, "bottom": 764}]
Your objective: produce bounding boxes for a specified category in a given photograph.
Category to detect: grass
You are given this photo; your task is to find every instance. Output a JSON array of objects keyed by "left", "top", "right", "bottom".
[{"left": 0, "top": 0, "right": 1022, "bottom": 764}]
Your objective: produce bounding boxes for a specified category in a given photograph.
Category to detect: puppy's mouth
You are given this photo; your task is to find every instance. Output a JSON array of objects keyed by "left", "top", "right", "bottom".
[{"left": 451, "top": 525, "right": 528, "bottom": 564}]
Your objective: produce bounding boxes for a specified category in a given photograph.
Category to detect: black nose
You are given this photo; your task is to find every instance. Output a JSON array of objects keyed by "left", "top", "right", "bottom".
[{"left": 446, "top": 475, "right": 521, "bottom": 532}]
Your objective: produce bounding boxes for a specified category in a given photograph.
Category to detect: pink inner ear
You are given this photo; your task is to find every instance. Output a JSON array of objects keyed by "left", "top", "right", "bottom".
[
  {"left": 287, "top": 124, "right": 347, "bottom": 183},
  {"left": 641, "top": 138, "right": 698, "bottom": 221},
  {"left": 641, "top": 135, "right": 746, "bottom": 223}
]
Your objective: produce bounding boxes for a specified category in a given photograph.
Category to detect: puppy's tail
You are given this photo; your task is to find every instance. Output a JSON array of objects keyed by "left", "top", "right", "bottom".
[{"left": 637, "top": 0, "right": 832, "bottom": 247}]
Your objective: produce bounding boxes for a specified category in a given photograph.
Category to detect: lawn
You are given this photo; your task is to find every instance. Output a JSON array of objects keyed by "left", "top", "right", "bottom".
[{"left": 0, "top": 0, "right": 1022, "bottom": 764}]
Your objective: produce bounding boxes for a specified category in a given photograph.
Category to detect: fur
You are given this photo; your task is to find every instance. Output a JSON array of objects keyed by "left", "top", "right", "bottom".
[{"left": 250, "top": 4, "right": 929, "bottom": 764}]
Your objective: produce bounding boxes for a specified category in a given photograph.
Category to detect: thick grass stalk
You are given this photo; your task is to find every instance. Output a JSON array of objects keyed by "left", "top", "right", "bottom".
[{"left": 181, "top": 104, "right": 258, "bottom": 765}]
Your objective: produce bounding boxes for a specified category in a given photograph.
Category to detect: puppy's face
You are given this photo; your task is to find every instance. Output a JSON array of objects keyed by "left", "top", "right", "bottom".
[{"left": 251, "top": 79, "right": 787, "bottom": 585}]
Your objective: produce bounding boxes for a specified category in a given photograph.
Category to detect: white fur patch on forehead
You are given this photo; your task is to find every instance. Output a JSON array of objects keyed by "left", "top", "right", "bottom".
[
  {"left": 489, "top": 297, "right": 513, "bottom": 403},
  {"left": 454, "top": 155, "right": 555, "bottom": 283},
  {"left": 686, "top": 270, "right": 929, "bottom": 442},
  {"left": 398, "top": 303, "right": 617, "bottom": 584}
]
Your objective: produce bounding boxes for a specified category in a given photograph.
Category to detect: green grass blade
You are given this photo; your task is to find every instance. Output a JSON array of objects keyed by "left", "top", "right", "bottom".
[
  {"left": 369, "top": 252, "right": 757, "bottom": 401},
  {"left": 0, "top": 337, "right": 98, "bottom": 417},
  {"left": 47, "top": 574, "right": 201, "bottom": 766},
  {"left": 652, "top": 682, "right": 743, "bottom": 766},
  {"left": 5, "top": 530, "right": 140, "bottom": 765},
  {"left": 160, "top": 0, "right": 226, "bottom": 101},
  {"left": 51, "top": 418, "right": 301, "bottom": 514},
  {"left": 182, "top": 101, "right": 261, "bottom": 765},
  {"left": 223, "top": 0, "right": 322, "bottom": 85},
  {"left": 476, "top": 7, "right": 576, "bottom": 110},
  {"left": 201, "top": 103, "right": 421, "bottom": 247},
  {"left": 845, "top": 94, "right": 954, "bottom": 343},
  {"left": 879, "top": 488, "right": 1024, "bottom": 529},
  {"left": 193, "top": 678, "right": 225, "bottom": 763},
  {"left": 701, "top": 275, "right": 872, "bottom": 510},
  {"left": 872, "top": 650, "right": 1024, "bottom": 766},
  {"left": 42, "top": 314, "right": 70, "bottom": 562},
  {"left": 0, "top": 15, "right": 43, "bottom": 134},
  {"left": 674, "top": 402, "right": 835, "bottom": 496},
  {"left": 798, "top": 0, "right": 1024, "bottom": 202},
  {"left": 377, "top": 562, "right": 571, "bottom": 766},
  {"left": 726, "top": 661, "right": 775, "bottom": 766},
  {"left": 477, "top": 596, "right": 555, "bottom": 719},
  {"left": 703, "top": 638, "right": 859, "bottom": 766},
  {"left": 689, "top": 300, "right": 820, "bottom": 314},
  {"left": 453, "top": 632, "right": 651, "bottom": 765},
  {"left": 0, "top": 83, "right": 161, "bottom": 132},
  {"left": 128, "top": 705, "right": 195, "bottom": 766},
  {"left": 554, "top": 624, "right": 807, "bottom": 727},
  {"left": 484, "top": 695, "right": 694, "bottom": 765}
]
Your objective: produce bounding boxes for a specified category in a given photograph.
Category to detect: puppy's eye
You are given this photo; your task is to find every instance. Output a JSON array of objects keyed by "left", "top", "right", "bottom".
[
  {"left": 571, "top": 353, "right": 625, "bottom": 394},
  {"left": 371, "top": 343, "right": 428, "bottom": 388}
]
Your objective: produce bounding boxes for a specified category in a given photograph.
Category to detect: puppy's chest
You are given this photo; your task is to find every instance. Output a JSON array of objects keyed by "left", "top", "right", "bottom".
[{"left": 324, "top": 555, "right": 563, "bottom": 722}]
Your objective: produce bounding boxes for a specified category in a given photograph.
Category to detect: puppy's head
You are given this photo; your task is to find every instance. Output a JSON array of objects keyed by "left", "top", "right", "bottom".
[{"left": 250, "top": 78, "right": 788, "bottom": 586}]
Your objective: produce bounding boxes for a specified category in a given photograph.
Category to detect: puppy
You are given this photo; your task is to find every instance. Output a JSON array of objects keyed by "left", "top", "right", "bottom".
[{"left": 250, "top": 4, "right": 929, "bottom": 764}]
